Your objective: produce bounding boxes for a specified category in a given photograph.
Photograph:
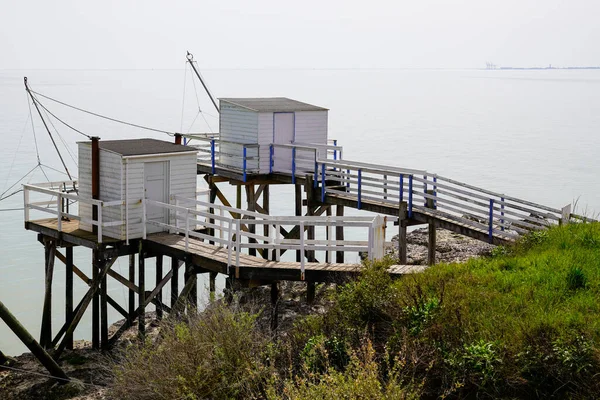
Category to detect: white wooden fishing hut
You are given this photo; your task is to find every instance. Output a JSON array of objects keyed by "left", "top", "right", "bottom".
[
  {"left": 218, "top": 97, "right": 329, "bottom": 173},
  {"left": 77, "top": 138, "right": 198, "bottom": 240}
]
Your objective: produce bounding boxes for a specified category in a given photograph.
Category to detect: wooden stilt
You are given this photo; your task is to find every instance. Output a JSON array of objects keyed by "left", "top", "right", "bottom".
[
  {"left": 263, "top": 185, "right": 270, "bottom": 259},
  {"left": 295, "top": 184, "right": 302, "bottom": 262},
  {"left": 0, "top": 349, "right": 6, "bottom": 365},
  {"left": 336, "top": 205, "right": 345, "bottom": 263},
  {"left": 236, "top": 184, "right": 242, "bottom": 209},
  {"left": 92, "top": 250, "right": 100, "bottom": 350},
  {"left": 138, "top": 245, "right": 145, "bottom": 337},
  {"left": 100, "top": 257, "right": 108, "bottom": 350},
  {"left": 40, "top": 239, "right": 55, "bottom": 349},
  {"left": 246, "top": 185, "right": 257, "bottom": 256},
  {"left": 54, "top": 256, "right": 117, "bottom": 359},
  {"left": 0, "top": 300, "right": 70, "bottom": 382},
  {"left": 209, "top": 271, "right": 217, "bottom": 301},
  {"left": 307, "top": 205, "right": 315, "bottom": 262},
  {"left": 171, "top": 257, "right": 179, "bottom": 309},
  {"left": 398, "top": 202, "right": 408, "bottom": 264},
  {"left": 64, "top": 246, "right": 73, "bottom": 350},
  {"left": 307, "top": 282, "right": 315, "bottom": 304},
  {"left": 209, "top": 182, "right": 218, "bottom": 245},
  {"left": 128, "top": 254, "right": 135, "bottom": 324},
  {"left": 325, "top": 207, "right": 332, "bottom": 263},
  {"left": 426, "top": 190, "right": 436, "bottom": 266},
  {"left": 184, "top": 261, "right": 197, "bottom": 310},
  {"left": 156, "top": 255, "right": 163, "bottom": 320}
]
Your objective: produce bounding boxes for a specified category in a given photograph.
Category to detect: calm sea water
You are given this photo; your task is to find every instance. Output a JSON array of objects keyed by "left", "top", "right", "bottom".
[{"left": 1, "top": 69, "right": 599, "bottom": 355}]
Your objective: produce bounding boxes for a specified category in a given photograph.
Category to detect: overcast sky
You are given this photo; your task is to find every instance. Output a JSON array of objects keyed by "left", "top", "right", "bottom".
[{"left": 1, "top": 0, "right": 598, "bottom": 70}]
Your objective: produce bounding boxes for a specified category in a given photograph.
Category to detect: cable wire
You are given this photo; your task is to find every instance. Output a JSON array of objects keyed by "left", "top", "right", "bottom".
[
  {"left": 0, "top": 364, "right": 105, "bottom": 388},
  {"left": 31, "top": 90, "right": 181, "bottom": 136}
]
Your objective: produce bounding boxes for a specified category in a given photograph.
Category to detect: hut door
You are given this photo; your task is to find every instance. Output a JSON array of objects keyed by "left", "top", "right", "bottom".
[
  {"left": 144, "top": 161, "right": 169, "bottom": 234},
  {"left": 273, "top": 112, "right": 295, "bottom": 172}
]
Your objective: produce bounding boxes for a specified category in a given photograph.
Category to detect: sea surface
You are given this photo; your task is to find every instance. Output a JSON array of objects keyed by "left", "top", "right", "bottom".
[{"left": 1, "top": 68, "right": 599, "bottom": 355}]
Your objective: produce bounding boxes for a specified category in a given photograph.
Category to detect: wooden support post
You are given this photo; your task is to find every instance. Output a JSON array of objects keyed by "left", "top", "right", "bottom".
[
  {"left": 184, "top": 261, "right": 197, "bottom": 310},
  {"left": 171, "top": 257, "right": 180, "bottom": 309},
  {"left": 336, "top": 205, "right": 345, "bottom": 263},
  {"left": 398, "top": 202, "right": 408, "bottom": 264},
  {"left": 325, "top": 207, "right": 332, "bottom": 263},
  {"left": 236, "top": 184, "right": 242, "bottom": 209},
  {"left": 209, "top": 272, "right": 217, "bottom": 301},
  {"left": 209, "top": 182, "right": 218, "bottom": 245},
  {"left": 128, "top": 254, "right": 135, "bottom": 324},
  {"left": 65, "top": 246, "right": 73, "bottom": 350},
  {"left": 156, "top": 255, "right": 163, "bottom": 320},
  {"left": 138, "top": 245, "right": 145, "bottom": 337},
  {"left": 100, "top": 260, "right": 108, "bottom": 350},
  {"left": 0, "top": 300, "right": 70, "bottom": 382},
  {"left": 246, "top": 185, "right": 257, "bottom": 256},
  {"left": 0, "top": 349, "right": 6, "bottom": 365},
  {"left": 307, "top": 206, "right": 315, "bottom": 262},
  {"left": 295, "top": 184, "right": 302, "bottom": 262},
  {"left": 92, "top": 250, "right": 100, "bottom": 350},
  {"left": 307, "top": 282, "right": 315, "bottom": 304},
  {"left": 40, "top": 239, "right": 55, "bottom": 349}
]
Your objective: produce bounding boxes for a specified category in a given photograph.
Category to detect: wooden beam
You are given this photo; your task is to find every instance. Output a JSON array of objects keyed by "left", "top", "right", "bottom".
[
  {"left": 398, "top": 202, "right": 408, "bottom": 264},
  {"left": 171, "top": 257, "right": 180, "bottom": 308},
  {"left": 184, "top": 261, "right": 197, "bottom": 310},
  {"left": 65, "top": 247, "right": 73, "bottom": 350},
  {"left": 138, "top": 244, "right": 145, "bottom": 337},
  {"left": 336, "top": 205, "right": 345, "bottom": 263},
  {"left": 128, "top": 254, "right": 135, "bottom": 325},
  {"left": 0, "top": 300, "right": 70, "bottom": 382},
  {"left": 246, "top": 185, "right": 257, "bottom": 257},
  {"left": 101, "top": 261, "right": 108, "bottom": 349},
  {"left": 56, "top": 250, "right": 91, "bottom": 284},
  {"left": 40, "top": 239, "right": 55, "bottom": 349},
  {"left": 156, "top": 255, "right": 163, "bottom": 320},
  {"left": 54, "top": 256, "right": 117, "bottom": 359},
  {"left": 295, "top": 184, "right": 302, "bottom": 262},
  {"left": 92, "top": 250, "right": 100, "bottom": 350}
]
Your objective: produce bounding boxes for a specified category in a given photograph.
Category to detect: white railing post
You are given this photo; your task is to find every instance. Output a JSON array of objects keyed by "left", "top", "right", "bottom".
[
  {"left": 275, "top": 222, "right": 281, "bottom": 261},
  {"left": 300, "top": 221, "right": 305, "bottom": 280},
  {"left": 97, "top": 202, "right": 103, "bottom": 243},
  {"left": 185, "top": 208, "right": 190, "bottom": 252},
  {"left": 23, "top": 187, "right": 29, "bottom": 222},
  {"left": 235, "top": 219, "right": 241, "bottom": 277},
  {"left": 227, "top": 220, "right": 234, "bottom": 272},
  {"left": 371, "top": 215, "right": 386, "bottom": 261},
  {"left": 57, "top": 192, "right": 62, "bottom": 232},
  {"left": 327, "top": 217, "right": 332, "bottom": 264},
  {"left": 142, "top": 199, "right": 147, "bottom": 239}
]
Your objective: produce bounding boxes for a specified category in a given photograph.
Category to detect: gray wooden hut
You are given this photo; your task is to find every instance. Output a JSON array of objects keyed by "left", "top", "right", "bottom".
[
  {"left": 219, "top": 97, "right": 328, "bottom": 173},
  {"left": 77, "top": 138, "right": 198, "bottom": 240}
]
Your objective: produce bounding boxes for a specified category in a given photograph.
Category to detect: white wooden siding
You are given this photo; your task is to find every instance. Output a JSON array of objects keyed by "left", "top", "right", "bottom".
[
  {"left": 258, "top": 112, "right": 274, "bottom": 173},
  {"left": 220, "top": 102, "right": 259, "bottom": 169},
  {"left": 294, "top": 111, "right": 328, "bottom": 145},
  {"left": 78, "top": 143, "right": 92, "bottom": 231},
  {"left": 78, "top": 145, "right": 197, "bottom": 240}
]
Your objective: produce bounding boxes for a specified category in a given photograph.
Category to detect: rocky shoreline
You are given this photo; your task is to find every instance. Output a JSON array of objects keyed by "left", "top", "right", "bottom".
[{"left": 0, "top": 228, "right": 494, "bottom": 400}]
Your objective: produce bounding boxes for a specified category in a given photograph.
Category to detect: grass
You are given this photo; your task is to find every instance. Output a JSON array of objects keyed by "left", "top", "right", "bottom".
[{"left": 109, "top": 222, "right": 600, "bottom": 399}]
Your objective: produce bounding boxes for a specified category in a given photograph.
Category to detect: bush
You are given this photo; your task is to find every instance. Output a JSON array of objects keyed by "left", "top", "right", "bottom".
[{"left": 110, "top": 304, "right": 272, "bottom": 400}]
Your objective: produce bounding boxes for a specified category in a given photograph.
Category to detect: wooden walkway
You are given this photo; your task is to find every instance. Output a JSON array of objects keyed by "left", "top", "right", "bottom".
[{"left": 146, "top": 232, "right": 425, "bottom": 282}]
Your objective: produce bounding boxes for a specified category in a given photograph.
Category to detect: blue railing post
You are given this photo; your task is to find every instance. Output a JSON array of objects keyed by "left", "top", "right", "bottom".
[
  {"left": 210, "top": 139, "right": 216, "bottom": 174},
  {"left": 291, "top": 147, "right": 296, "bottom": 184},
  {"left": 408, "top": 175, "right": 413, "bottom": 218},
  {"left": 423, "top": 175, "right": 428, "bottom": 207},
  {"left": 321, "top": 163, "right": 326, "bottom": 203},
  {"left": 357, "top": 169, "right": 362, "bottom": 210},
  {"left": 333, "top": 139, "right": 338, "bottom": 160},
  {"left": 400, "top": 174, "right": 404, "bottom": 202},
  {"left": 488, "top": 199, "right": 494, "bottom": 243},
  {"left": 500, "top": 197, "right": 505, "bottom": 232},
  {"left": 243, "top": 147, "right": 247, "bottom": 182},
  {"left": 314, "top": 161, "right": 318, "bottom": 188},
  {"left": 346, "top": 169, "right": 350, "bottom": 189},
  {"left": 269, "top": 144, "right": 273, "bottom": 174}
]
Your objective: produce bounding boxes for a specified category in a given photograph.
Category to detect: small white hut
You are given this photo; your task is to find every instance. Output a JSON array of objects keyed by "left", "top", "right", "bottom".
[
  {"left": 219, "top": 98, "right": 328, "bottom": 173},
  {"left": 78, "top": 138, "right": 198, "bottom": 240}
]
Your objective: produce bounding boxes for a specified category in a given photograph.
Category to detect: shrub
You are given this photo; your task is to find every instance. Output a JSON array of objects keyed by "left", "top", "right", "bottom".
[
  {"left": 566, "top": 266, "right": 588, "bottom": 291},
  {"left": 110, "top": 304, "right": 272, "bottom": 400}
]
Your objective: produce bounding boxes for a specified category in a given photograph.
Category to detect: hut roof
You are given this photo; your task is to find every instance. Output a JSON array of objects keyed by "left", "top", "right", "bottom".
[{"left": 220, "top": 97, "right": 328, "bottom": 113}]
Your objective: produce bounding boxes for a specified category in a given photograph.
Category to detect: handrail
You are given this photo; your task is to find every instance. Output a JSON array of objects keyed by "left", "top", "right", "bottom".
[
  {"left": 23, "top": 183, "right": 136, "bottom": 244},
  {"left": 143, "top": 197, "right": 394, "bottom": 280}
]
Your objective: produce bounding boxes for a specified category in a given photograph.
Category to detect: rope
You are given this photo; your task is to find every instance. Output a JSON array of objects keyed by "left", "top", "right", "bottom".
[
  {"left": 36, "top": 97, "right": 80, "bottom": 165},
  {"left": 3, "top": 109, "right": 30, "bottom": 192},
  {"left": 28, "top": 96, "right": 41, "bottom": 165},
  {"left": 0, "top": 364, "right": 105, "bottom": 388},
  {"left": 33, "top": 93, "right": 91, "bottom": 142},
  {"left": 31, "top": 90, "right": 181, "bottom": 136}
]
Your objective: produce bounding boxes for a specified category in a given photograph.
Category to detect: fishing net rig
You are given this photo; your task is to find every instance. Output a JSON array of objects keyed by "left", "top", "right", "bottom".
[{"left": 0, "top": 52, "right": 219, "bottom": 211}]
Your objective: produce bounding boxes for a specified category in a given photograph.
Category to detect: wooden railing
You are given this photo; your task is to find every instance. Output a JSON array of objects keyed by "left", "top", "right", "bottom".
[
  {"left": 188, "top": 136, "right": 260, "bottom": 181},
  {"left": 318, "top": 158, "right": 576, "bottom": 242},
  {"left": 142, "top": 195, "right": 394, "bottom": 279},
  {"left": 23, "top": 182, "right": 132, "bottom": 244}
]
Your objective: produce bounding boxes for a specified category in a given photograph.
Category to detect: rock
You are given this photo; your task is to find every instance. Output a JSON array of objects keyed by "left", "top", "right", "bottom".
[{"left": 389, "top": 227, "right": 495, "bottom": 265}]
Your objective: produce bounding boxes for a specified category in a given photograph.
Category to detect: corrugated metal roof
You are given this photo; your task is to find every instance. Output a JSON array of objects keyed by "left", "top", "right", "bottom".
[
  {"left": 220, "top": 97, "right": 328, "bottom": 112},
  {"left": 97, "top": 139, "right": 197, "bottom": 157}
]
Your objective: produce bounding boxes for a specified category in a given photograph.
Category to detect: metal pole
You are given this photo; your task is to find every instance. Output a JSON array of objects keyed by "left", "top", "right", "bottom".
[{"left": 186, "top": 52, "right": 220, "bottom": 114}]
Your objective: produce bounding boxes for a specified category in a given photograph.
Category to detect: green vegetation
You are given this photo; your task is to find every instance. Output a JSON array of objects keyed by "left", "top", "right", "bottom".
[{"left": 110, "top": 223, "right": 600, "bottom": 399}]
